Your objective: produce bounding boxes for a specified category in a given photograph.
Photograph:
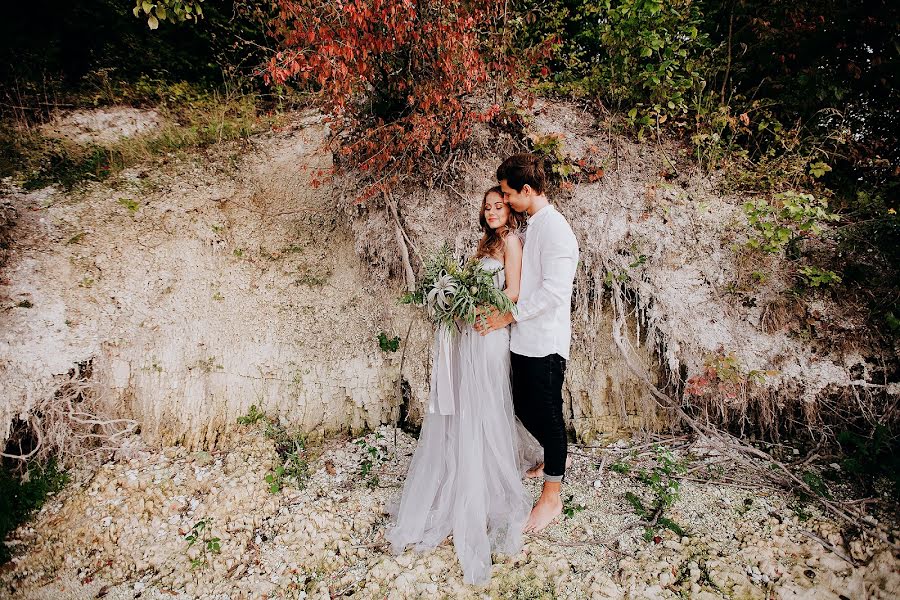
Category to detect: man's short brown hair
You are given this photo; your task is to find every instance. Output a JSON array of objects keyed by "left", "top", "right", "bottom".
[{"left": 497, "top": 153, "right": 546, "bottom": 194}]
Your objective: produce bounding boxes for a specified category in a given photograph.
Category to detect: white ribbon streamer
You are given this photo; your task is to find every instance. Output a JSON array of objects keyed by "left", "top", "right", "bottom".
[{"left": 427, "top": 325, "right": 456, "bottom": 415}]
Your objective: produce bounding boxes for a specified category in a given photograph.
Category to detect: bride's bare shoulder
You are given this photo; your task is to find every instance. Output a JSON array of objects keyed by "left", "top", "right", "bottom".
[
  {"left": 503, "top": 229, "right": 523, "bottom": 246},
  {"left": 503, "top": 231, "right": 523, "bottom": 253}
]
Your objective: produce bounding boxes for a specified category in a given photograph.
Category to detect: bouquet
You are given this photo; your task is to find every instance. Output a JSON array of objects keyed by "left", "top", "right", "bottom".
[{"left": 401, "top": 244, "right": 516, "bottom": 331}]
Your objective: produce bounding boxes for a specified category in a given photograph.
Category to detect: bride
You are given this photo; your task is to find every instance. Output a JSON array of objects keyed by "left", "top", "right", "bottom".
[{"left": 385, "top": 186, "right": 541, "bottom": 585}]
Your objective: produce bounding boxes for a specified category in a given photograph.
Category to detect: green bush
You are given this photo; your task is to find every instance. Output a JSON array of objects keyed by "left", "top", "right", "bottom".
[
  {"left": 837, "top": 425, "right": 900, "bottom": 500},
  {"left": 743, "top": 192, "right": 840, "bottom": 254},
  {"left": 514, "top": 0, "right": 713, "bottom": 129},
  {"left": 0, "top": 458, "right": 69, "bottom": 563}
]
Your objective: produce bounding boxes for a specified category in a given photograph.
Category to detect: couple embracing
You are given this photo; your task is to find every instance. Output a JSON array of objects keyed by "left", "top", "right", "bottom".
[{"left": 386, "top": 153, "right": 580, "bottom": 585}]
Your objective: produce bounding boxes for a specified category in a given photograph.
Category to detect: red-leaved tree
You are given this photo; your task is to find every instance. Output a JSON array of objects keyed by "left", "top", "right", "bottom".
[{"left": 264, "top": 0, "right": 511, "bottom": 199}]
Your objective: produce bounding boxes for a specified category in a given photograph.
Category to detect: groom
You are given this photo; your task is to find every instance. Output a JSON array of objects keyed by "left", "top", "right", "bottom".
[{"left": 476, "top": 153, "right": 580, "bottom": 533}]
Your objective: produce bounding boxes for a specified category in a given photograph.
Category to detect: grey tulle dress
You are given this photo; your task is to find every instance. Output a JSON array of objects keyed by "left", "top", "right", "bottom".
[{"left": 385, "top": 256, "right": 543, "bottom": 585}]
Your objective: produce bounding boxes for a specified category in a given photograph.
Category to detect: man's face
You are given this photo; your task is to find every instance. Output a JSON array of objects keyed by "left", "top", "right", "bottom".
[{"left": 499, "top": 179, "right": 532, "bottom": 214}]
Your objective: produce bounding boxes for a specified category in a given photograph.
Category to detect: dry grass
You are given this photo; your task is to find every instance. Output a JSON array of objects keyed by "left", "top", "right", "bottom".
[{"left": 1, "top": 78, "right": 289, "bottom": 192}]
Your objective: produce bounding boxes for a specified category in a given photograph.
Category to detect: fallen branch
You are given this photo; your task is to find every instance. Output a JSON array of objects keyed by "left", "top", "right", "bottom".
[
  {"left": 799, "top": 530, "right": 860, "bottom": 567},
  {"left": 530, "top": 523, "right": 639, "bottom": 557}
]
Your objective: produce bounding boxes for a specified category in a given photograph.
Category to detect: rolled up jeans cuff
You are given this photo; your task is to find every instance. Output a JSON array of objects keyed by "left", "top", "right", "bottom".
[{"left": 544, "top": 473, "right": 564, "bottom": 483}]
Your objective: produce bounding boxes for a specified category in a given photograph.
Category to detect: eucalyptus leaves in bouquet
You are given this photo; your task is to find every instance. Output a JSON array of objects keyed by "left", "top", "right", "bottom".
[{"left": 401, "top": 244, "right": 516, "bottom": 331}]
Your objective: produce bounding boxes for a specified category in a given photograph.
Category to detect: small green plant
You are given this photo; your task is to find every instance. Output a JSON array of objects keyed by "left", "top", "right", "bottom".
[
  {"left": 751, "top": 271, "right": 768, "bottom": 283},
  {"left": 141, "top": 359, "right": 163, "bottom": 373},
  {"left": 797, "top": 265, "right": 841, "bottom": 288},
  {"left": 265, "top": 449, "right": 310, "bottom": 494},
  {"left": 808, "top": 161, "right": 832, "bottom": 179},
  {"left": 789, "top": 499, "right": 813, "bottom": 522},
  {"left": 562, "top": 493, "right": 586, "bottom": 519},
  {"left": 16, "top": 299, "right": 33, "bottom": 308},
  {"left": 638, "top": 446, "right": 685, "bottom": 508},
  {"left": 190, "top": 356, "right": 223, "bottom": 372},
  {"left": 132, "top": 0, "right": 205, "bottom": 30},
  {"left": 66, "top": 231, "right": 86, "bottom": 245},
  {"left": 233, "top": 248, "right": 244, "bottom": 258},
  {"left": 258, "top": 416, "right": 312, "bottom": 493},
  {"left": 237, "top": 404, "right": 266, "bottom": 426},
  {"left": 295, "top": 272, "right": 329, "bottom": 287},
  {"left": 625, "top": 445, "right": 688, "bottom": 541},
  {"left": 800, "top": 470, "right": 831, "bottom": 499},
  {"left": 885, "top": 312, "right": 900, "bottom": 334},
  {"left": 212, "top": 291, "right": 224, "bottom": 301},
  {"left": 837, "top": 425, "right": 900, "bottom": 500},
  {"left": 355, "top": 432, "right": 386, "bottom": 488},
  {"left": 628, "top": 254, "right": 648, "bottom": 269},
  {"left": 531, "top": 133, "right": 582, "bottom": 179},
  {"left": 117, "top": 198, "right": 140, "bottom": 214},
  {"left": 184, "top": 517, "right": 221, "bottom": 569},
  {"left": 602, "top": 269, "right": 630, "bottom": 287},
  {"left": 736, "top": 496, "right": 754, "bottom": 516},
  {"left": 264, "top": 464, "right": 286, "bottom": 494},
  {"left": 610, "top": 461, "right": 632, "bottom": 474},
  {"left": 377, "top": 332, "right": 401, "bottom": 353}
]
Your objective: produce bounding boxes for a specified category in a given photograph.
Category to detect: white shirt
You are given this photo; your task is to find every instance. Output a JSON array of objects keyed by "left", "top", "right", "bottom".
[{"left": 511, "top": 204, "right": 579, "bottom": 359}]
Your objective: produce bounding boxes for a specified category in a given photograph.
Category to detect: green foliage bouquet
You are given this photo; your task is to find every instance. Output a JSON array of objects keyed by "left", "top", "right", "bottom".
[{"left": 401, "top": 244, "right": 516, "bottom": 331}]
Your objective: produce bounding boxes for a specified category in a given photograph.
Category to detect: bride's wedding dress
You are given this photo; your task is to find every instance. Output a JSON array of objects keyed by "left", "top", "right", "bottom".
[{"left": 386, "top": 256, "right": 542, "bottom": 585}]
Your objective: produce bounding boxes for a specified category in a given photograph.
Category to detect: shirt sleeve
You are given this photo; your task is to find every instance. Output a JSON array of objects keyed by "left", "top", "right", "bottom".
[{"left": 513, "top": 221, "right": 579, "bottom": 323}]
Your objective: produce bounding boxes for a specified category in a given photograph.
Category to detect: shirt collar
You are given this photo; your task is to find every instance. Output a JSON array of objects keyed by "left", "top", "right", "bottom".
[{"left": 527, "top": 203, "right": 554, "bottom": 225}]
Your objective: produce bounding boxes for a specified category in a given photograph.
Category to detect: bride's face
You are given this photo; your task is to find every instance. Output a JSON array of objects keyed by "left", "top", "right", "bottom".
[{"left": 483, "top": 192, "right": 511, "bottom": 230}]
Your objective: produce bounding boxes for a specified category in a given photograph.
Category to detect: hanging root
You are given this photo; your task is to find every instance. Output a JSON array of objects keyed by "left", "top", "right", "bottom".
[
  {"left": 386, "top": 191, "right": 417, "bottom": 292},
  {"left": 2, "top": 361, "right": 138, "bottom": 469}
]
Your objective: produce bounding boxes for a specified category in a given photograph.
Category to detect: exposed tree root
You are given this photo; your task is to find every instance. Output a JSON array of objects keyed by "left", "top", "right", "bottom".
[{"left": 2, "top": 362, "right": 138, "bottom": 468}]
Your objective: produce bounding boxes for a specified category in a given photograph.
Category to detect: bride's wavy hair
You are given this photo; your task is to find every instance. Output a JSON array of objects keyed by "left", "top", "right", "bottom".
[{"left": 476, "top": 186, "right": 526, "bottom": 259}]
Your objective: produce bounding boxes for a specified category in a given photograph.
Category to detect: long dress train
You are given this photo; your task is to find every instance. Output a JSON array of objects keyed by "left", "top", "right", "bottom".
[{"left": 385, "top": 257, "right": 541, "bottom": 585}]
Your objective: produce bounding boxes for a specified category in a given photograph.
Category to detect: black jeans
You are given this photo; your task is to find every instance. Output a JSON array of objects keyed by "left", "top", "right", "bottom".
[{"left": 510, "top": 352, "right": 567, "bottom": 481}]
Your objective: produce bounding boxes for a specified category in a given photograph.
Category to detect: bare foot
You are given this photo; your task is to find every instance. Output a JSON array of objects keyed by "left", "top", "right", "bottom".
[
  {"left": 525, "top": 463, "right": 544, "bottom": 478},
  {"left": 525, "top": 456, "right": 572, "bottom": 479},
  {"left": 523, "top": 493, "right": 563, "bottom": 533}
]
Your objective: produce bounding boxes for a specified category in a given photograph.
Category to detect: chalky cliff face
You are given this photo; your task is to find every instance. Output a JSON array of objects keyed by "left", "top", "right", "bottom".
[
  {"left": 0, "top": 106, "right": 660, "bottom": 454},
  {"left": 0, "top": 110, "right": 431, "bottom": 451},
  {"left": 1, "top": 103, "right": 894, "bottom": 453}
]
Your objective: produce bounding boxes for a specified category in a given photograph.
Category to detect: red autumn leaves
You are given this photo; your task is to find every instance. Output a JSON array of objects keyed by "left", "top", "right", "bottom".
[{"left": 263, "top": 0, "right": 509, "bottom": 198}]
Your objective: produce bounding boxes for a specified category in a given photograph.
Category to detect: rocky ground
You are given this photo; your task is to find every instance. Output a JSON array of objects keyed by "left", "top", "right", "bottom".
[{"left": 2, "top": 423, "right": 897, "bottom": 600}]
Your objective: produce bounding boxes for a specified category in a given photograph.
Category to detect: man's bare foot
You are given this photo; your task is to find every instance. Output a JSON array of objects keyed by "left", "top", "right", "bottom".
[
  {"left": 523, "top": 492, "right": 563, "bottom": 533},
  {"left": 523, "top": 481, "right": 563, "bottom": 533},
  {"left": 525, "top": 456, "right": 572, "bottom": 479},
  {"left": 525, "top": 463, "right": 544, "bottom": 478}
]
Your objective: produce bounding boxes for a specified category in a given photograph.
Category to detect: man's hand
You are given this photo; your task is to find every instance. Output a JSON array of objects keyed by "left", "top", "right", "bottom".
[{"left": 473, "top": 307, "right": 515, "bottom": 335}]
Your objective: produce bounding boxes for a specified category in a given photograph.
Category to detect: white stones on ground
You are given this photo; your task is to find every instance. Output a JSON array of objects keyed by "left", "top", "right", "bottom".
[{"left": 1, "top": 428, "right": 898, "bottom": 600}]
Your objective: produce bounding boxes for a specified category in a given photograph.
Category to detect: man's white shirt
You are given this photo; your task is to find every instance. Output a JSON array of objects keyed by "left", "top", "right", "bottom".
[{"left": 511, "top": 204, "right": 579, "bottom": 360}]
